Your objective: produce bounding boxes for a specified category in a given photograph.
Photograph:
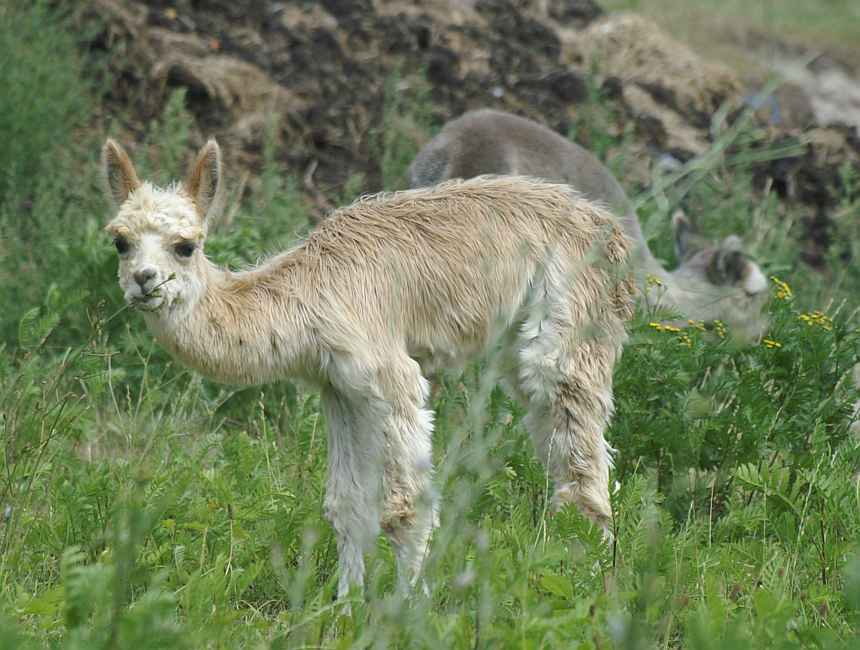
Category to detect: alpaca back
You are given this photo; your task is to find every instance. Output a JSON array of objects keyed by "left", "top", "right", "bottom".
[{"left": 281, "top": 176, "right": 633, "bottom": 365}]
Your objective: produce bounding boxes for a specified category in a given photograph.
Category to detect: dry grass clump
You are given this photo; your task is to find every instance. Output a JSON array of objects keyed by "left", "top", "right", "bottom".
[
  {"left": 562, "top": 13, "right": 743, "bottom": 153},
  {"left": 94, "top": 0, "right": 307, "bottom": 143},
  {"left": 575, "top": 13, "right": 742, "bottom": 116}
]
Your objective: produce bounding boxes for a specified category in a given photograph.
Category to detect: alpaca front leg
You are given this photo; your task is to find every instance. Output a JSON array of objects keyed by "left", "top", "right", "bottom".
[
  {"left": 321, "top": 388, "right": 384, "bottom": 600},
  {"left": 519, "top": 339, "right": 618, "bottom": 538},
  {"left": 523, "top": 395, "right": 614, "bottom": 537}
]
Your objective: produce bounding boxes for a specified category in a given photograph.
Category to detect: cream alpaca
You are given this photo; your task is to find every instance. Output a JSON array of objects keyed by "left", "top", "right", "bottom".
[
  {"left": 102, "top": 138, "right": 634, "bottom": 598},
  {"left": 410, "top": 109, "right": 770, "bottom": 342}
]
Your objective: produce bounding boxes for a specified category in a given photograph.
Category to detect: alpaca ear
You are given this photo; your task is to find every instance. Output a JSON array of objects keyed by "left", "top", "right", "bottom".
[
  {"left": 184, "top": 139, "right": 222, "bottom": 221},
  {"left": 102, "top": 139, "right": 141, "bottom": 206},
  {"left": 672, "top": 210, "right": 700, "bottom": 260},
  {"left": 709, "top": 249, "right": 747, "bottom": 285}
]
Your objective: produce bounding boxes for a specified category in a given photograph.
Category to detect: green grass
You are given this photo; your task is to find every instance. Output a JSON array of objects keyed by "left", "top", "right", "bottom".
[
  {"left": 600, "top": 0, "right": 860, "bottom": 72},
  {"left": 1, "top": 3, "right": 860, "bottom": 649},
  {"left": 2, "top": 269, "right": 858, "bottom": 649}
]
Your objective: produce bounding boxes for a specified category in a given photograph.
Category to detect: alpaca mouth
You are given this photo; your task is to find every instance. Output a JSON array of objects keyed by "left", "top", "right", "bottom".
[
  {"left": 130, "top": 292, "right": 165, "bottom": 311},
  {"left": 127, "top": 275, "right": 173, "bottom": 312}
]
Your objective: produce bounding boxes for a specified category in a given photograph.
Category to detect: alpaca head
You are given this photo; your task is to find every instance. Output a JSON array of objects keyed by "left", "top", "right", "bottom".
[
  {"left": 668, "top": 211, "right": 769, "bottom": 341},
  {"left": 102, "top": 139, "right": 222, "bottom": 317}
]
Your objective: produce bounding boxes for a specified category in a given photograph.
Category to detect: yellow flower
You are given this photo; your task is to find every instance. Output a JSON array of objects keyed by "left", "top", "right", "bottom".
[
  {"left": 798, "top": 310, "right": 832, "bottom": 331},
  {"left": 679, "top": 333, "right": 693, "bottom": 348},
  {"left": 646, "top": 274, "right": 664, "bottom": 288},
  {"left": 713, "top": 320, "right": 727, "bottom": 339},
  {"left": 762, "top": 338, "right": 782, "bottom": 349},
  {"left": 770, "top": 276, "right": 793, "bottom": 301},
  {"left": 687, "top": 319, "right": 707, "bottom": 331},
  {"left": 650, "top": 322, "right": 688, "bottom": 336}
]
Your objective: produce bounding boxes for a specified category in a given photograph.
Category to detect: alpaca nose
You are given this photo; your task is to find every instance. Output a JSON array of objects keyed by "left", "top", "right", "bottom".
[{"left": 133, "top": 268, "right": 156, "bottom": 290}]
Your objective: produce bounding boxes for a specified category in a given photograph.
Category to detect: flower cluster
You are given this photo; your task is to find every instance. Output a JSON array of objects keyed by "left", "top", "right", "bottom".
[
  {"left": 649, "top": 321, "right": 695, "bottom": 348},
  {"left": 646, "top": 274, "right": 664, "bottom": 288},
  {"left": 771, "top": 276, "right": 793, "bottom": 301},
  {"left": 649, "top": 321, "right": 682, "bottom": 333},
  {"left": 712, "top": 320, "right": 727, "bottom": 339},
  {"left": 762, "top": 338, "right": 782, "bottom": 349},
  {"left": 687, "top": 319, "right": 707, "bottom": 332},
  {"left": 798, "top": 310, "right": 833, "bottom": 331}
]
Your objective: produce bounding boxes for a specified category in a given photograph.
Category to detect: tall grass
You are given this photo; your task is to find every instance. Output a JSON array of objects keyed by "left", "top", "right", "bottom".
[
  {"left": 0, "top": 2, "right": 90, "bottom": 207},
  {"left": 2, "top": 282, "right": 858, "bottom": 648},
  {"left": 0, "top": 2, "right": 103, "bottom": 348}
]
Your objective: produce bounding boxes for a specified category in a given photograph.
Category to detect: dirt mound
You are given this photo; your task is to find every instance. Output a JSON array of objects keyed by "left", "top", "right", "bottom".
[
  {"left": 776, "top": 59, "right": 860, "bottom": 134},
  {"left": 751, "top": 125, "right": 860, "bottom": 267},
  {"left": 82, "top": 0, "right": 858, "bottom": 263},
  {"left": 82, "top": 1, "right": 744, "bottom": 182},
  {"left": 566, "top": 13, "right": 743, "bottom": 154}
]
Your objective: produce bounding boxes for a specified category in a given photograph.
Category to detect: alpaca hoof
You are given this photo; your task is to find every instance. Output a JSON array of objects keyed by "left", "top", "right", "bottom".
[{"left": 552, "top": 481, "right": 613, "bottom": 540}]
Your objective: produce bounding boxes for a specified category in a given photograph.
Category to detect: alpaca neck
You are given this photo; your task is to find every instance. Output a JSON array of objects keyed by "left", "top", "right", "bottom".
[
  {"left": 144, "top": 257, "right": 315, "bottom": 385},
  {"left": 620, "top": 212, "right": 675, "bottom": 301},
  {"left": 623, "top": 218, "right": 699, "bottom": 320},
  {"left": 636, "top": 254, "right": 724, "bottom": 324}
]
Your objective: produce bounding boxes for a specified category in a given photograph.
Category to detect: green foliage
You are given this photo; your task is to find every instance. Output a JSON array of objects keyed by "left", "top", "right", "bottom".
[
  {"left": 372, "top": 72, "right": 434, "bottom": 190},
  {"left": 206, "top": 117, "right": 311, "bottom": 268},
  {"left": 2, "top": 266, "right": 857, "bottom": 649},
  {"left": 821, "top": 161, "right": 860, "bottom": 301},
  {"left": 141, "top": 88, "right": 196, "bottom": 183},
  {"left": 567, "top": 70, "right": 634, "bottom": 168},
  {"left": 0, "top": 1, "right": 102, "bottom": 347},
  {"left": 0, "top": 2, "right": 89, "bottom": 207}
]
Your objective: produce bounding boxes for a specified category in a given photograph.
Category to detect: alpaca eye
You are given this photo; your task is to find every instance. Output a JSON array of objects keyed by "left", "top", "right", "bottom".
[
  {"left": 114, "top": 236, "right": 130, "bottom": 254},
  {"left": 174, "top": 241, "right": 196, "bottom": 258}
]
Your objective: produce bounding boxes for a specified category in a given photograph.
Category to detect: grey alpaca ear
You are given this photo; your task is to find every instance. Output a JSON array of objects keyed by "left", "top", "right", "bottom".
[
  {"left": 184, "top": 139, "right": 222, "bottom": 221},
  {"left": 102, "top": 139, "right": 141, "bottom": 206},
  {"left": 707, "top": 235, "right": 749, "bottom": 285},
  {"left": 672, "top": 210, "right": 700, "bottom": 260},
  {"left": 708, "top": 248, "right": 747, "bottom": 285}
]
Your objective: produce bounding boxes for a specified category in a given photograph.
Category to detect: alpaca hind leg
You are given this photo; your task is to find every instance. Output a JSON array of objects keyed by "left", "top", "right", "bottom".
[
  {"left": 321, "top": 387, "right": 386, "bottom": 600},
  {"left": 378, "top": 362, "right": 438, "bottom": 594}
]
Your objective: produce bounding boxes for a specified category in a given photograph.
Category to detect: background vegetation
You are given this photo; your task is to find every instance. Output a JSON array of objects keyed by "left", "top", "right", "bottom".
[
  {"left": 1, "top": 3, "right": 858, "bottom": 648},
  {"left": 602, "top": 0, "right": 860, "bottom": 69}
]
